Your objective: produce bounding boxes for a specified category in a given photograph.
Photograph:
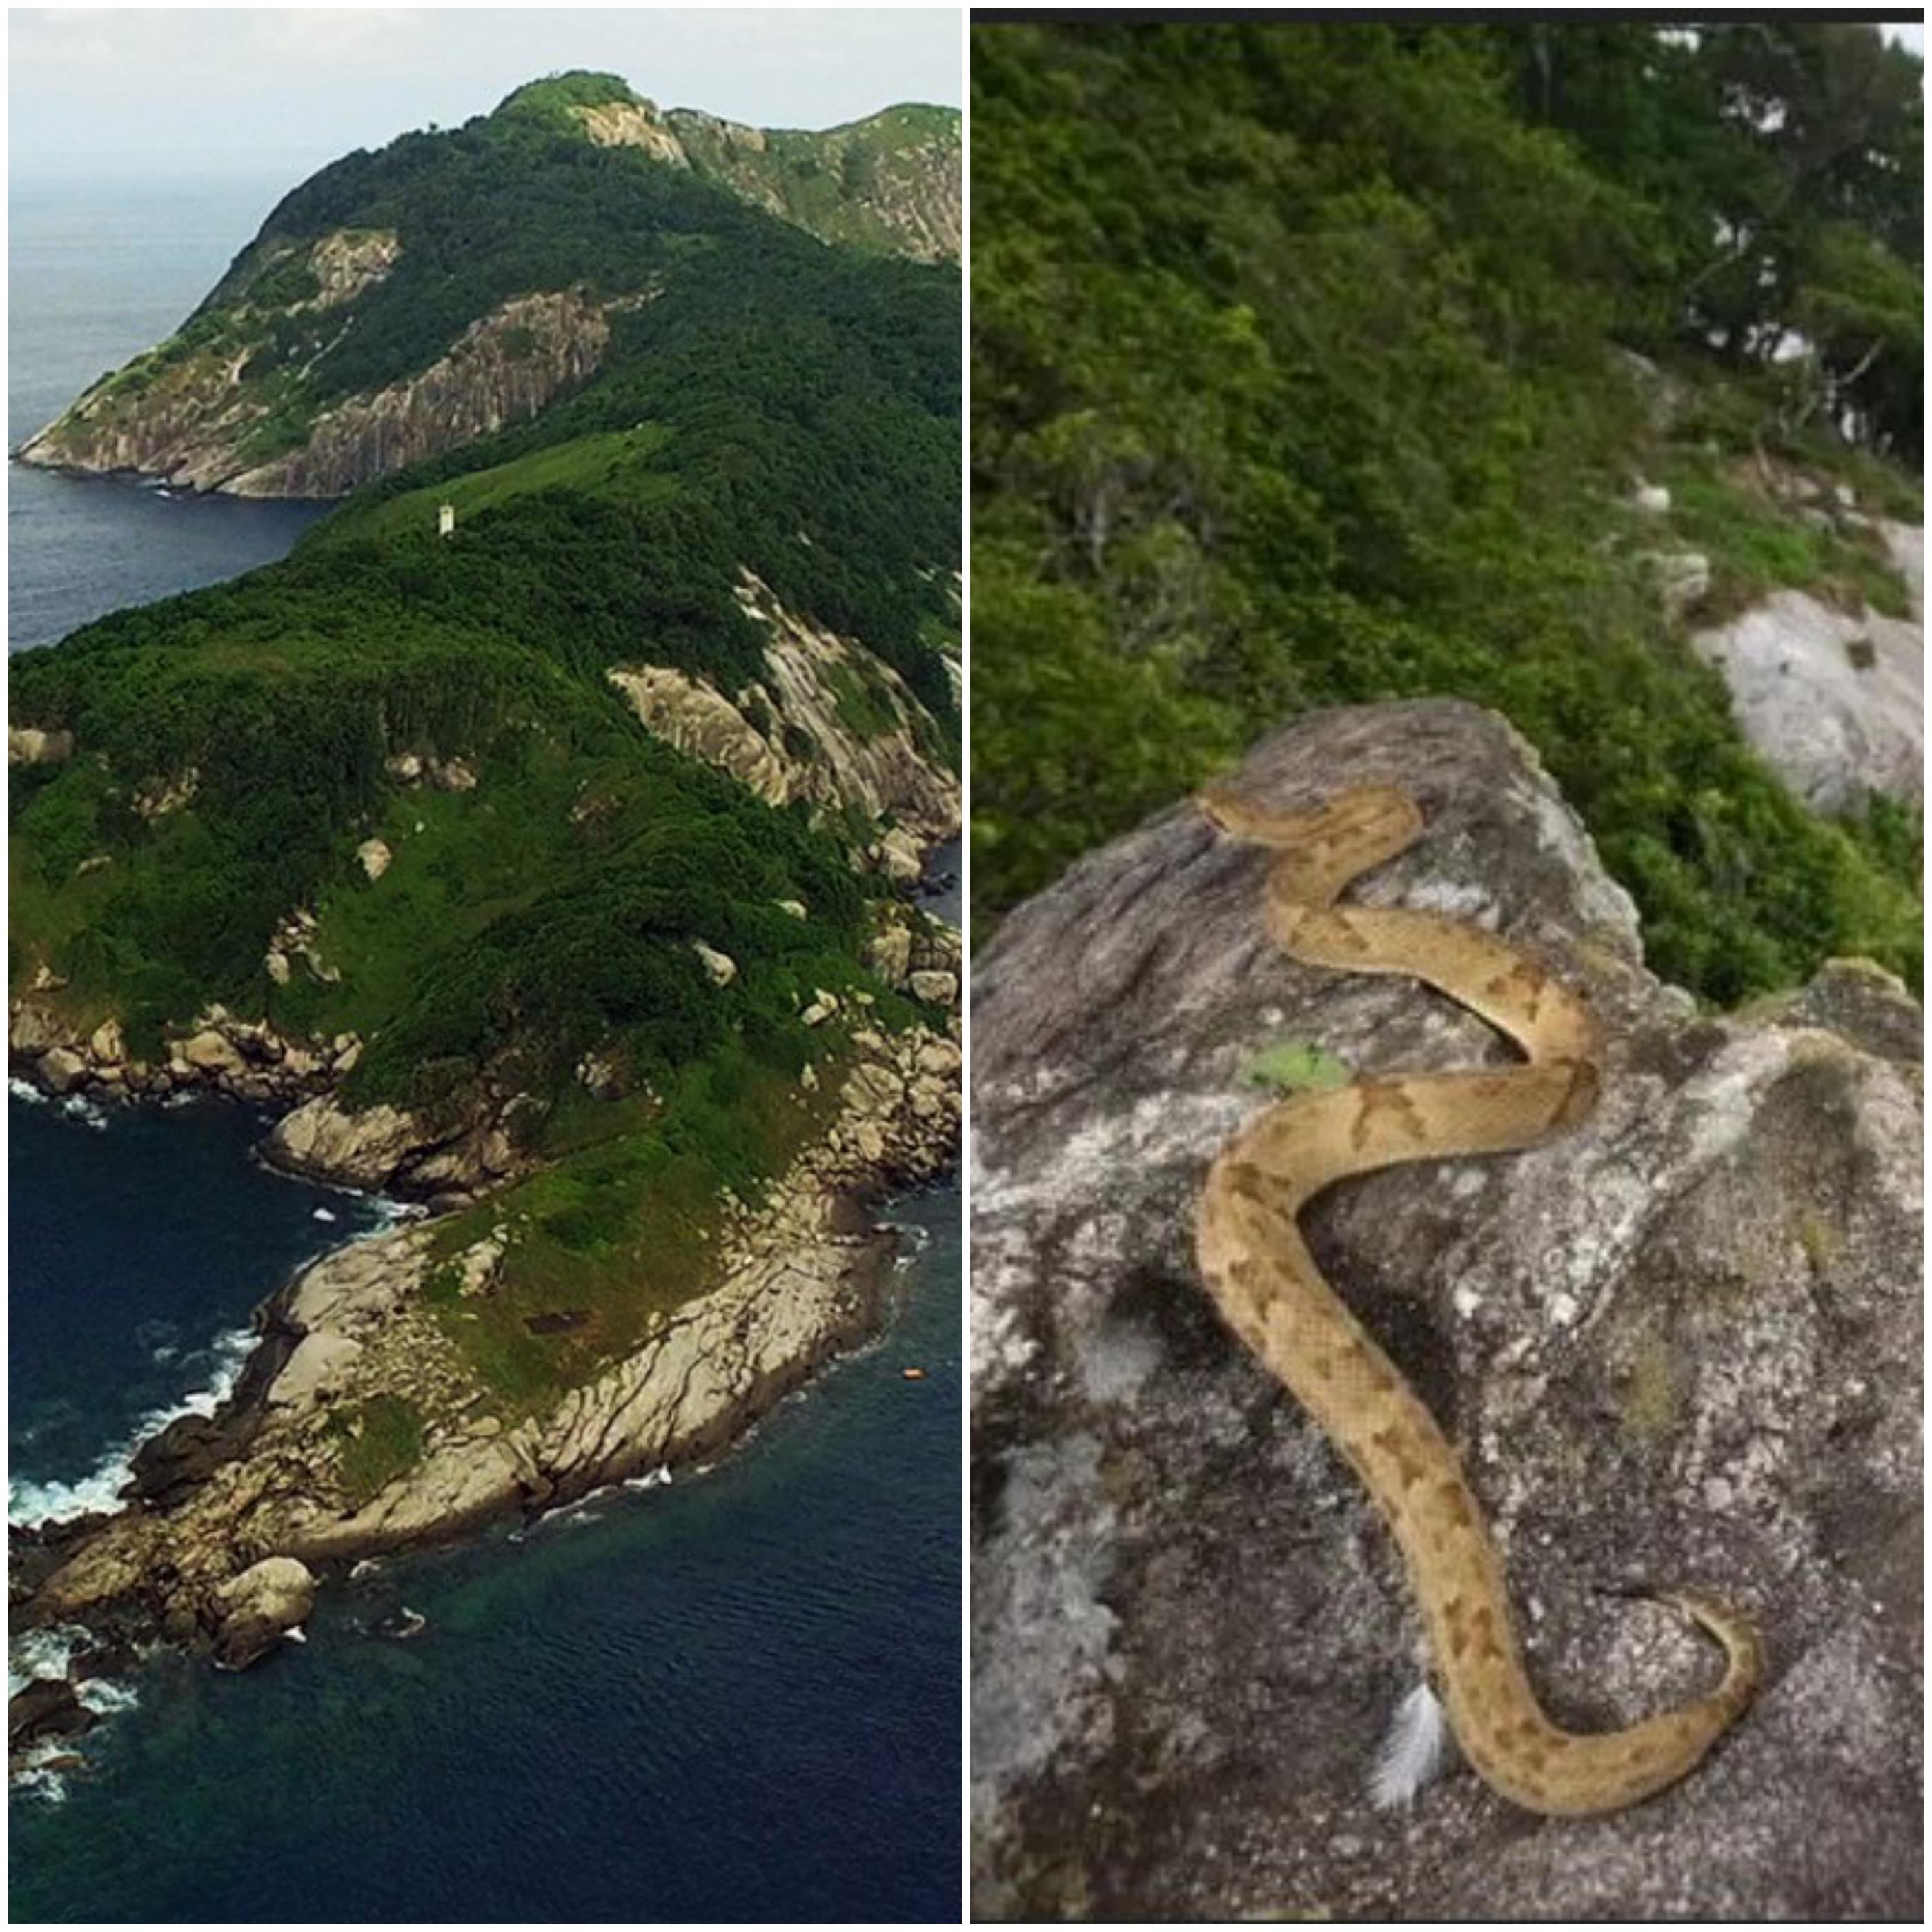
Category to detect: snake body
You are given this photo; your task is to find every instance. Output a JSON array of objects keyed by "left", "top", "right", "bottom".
[{"left": 1194, "top": 784, "right": 1760, "bottom": 1817}]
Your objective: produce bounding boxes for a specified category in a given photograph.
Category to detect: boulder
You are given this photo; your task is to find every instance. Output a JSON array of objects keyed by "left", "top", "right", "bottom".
[
  {"left": 971, "top": 699, "right": 1920, "bottom": 1922},
  {"left": 8, "top": 1676, "right": 97, "bottom": 1750},
  {"left": 265, "top": 1096, "right": 430, "bottom": 1190},
  {"left": 88, "top": 1019, "right": 125, "bottom": 1066},
  {"left": 802, "top": 989, "right": 840, "bottom": 1027},
  {"left": 691, "top": 940, "right": 738, "bottom": 987},
  {"left": 213, "top": 1557, "right": 316, "bottom": 1670},
  {"left": 908, "top": 969, "right": 958, "bottom": 1007},
  {"left": 871, "top": 825, "right": 926, "bottom": 883},
  {"left": 356, "top": 838, "right": 392, "bottom": 881},
  {"left": 865, "top": 917, "right": 914, "bottom": 987},
  {"left": 179, "top": 1029, "right": 247, "bottom": 1078},
  {"left": 37, "top": 1047, "right": 88, "bottom": 1094},
  {"left": 11, "top": 1001, "right": 75, "bottom": 1056},
  {"left": 1690, "top": 520, "right": 1921, "bottom": 815}
]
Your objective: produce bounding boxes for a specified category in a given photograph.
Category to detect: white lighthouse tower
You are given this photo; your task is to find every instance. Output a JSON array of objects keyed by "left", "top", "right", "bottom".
[{"left": 437, "top": 502, "right": 455, "bottom": 538}]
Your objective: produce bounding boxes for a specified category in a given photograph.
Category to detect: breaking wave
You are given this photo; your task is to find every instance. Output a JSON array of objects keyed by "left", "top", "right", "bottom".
[{"left": 8, "top": 1326, "right": 257, "bottom": 1530}]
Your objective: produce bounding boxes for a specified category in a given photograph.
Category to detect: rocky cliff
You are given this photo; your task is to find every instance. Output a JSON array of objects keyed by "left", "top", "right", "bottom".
[
  {"left": 970, "top": 700, "right": 1920, "bottom": 1920},
  {"left": 609, "top": 571, "right": 960, "bottom": 879},
  {"left": 1693, "top": 515, "right": 1922, "bottom": 816},
  {"left": 19, "top": 284, "right": 622, "bottom": 500}
]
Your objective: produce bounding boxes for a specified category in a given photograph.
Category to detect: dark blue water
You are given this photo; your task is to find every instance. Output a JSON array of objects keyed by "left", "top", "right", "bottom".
[
  {"left": 9, "top": 175, "right": 963, "bottom": 1921},
  {"left": 7, "top": 1093, "right": 393, "bottom": 1522},
  {"left": 9, "top": 175, "right": 328, "bottom": 653},
  {"left": 9, "top": 1122, "right": 962, "bottom": 1923}
]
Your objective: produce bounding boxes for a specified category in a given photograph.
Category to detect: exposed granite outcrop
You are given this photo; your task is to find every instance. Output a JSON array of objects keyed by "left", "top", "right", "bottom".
[
  {"left": 212, "top": 1557, "right": 315, "bottom": 1669},
  {"left": 608, "top": 571, "right": 960, "bottom": 871},
  {"left": 971, "top": 699, "right": 1920, "bottom": 1920},
  {"left": 18, "top": 288, "right": 619, "bottom": 499},
  {"left": 1692, "top": 519, "right": 1922, "bottom": 814},
  {"left": 564, "top": 94, "right": 963, "bottom": 263}
]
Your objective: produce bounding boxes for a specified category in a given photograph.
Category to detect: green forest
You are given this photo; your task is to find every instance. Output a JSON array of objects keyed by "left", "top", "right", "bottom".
[{"left": 972, "top": 21, "right": 1922, "bottom": 1000}]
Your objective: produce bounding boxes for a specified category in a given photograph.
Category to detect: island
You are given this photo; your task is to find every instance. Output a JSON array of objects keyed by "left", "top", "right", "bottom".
[{"left": 10, "top": 73, "right": 962, "bottom": 1733}]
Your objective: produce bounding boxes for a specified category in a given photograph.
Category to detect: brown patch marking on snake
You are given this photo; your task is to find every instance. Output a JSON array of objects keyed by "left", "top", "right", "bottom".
[
  {"left": 1350, "top": 1082, "right": 1429, "bottom": 1156},
  {"left": 1368, "top": 1423, "right": 1432, "bottom": 1494}
]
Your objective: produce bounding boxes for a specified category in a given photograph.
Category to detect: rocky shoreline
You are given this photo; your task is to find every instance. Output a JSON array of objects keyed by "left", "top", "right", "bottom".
[{"left": 9, "top": 927, "right": 960, "bottom": 1766}]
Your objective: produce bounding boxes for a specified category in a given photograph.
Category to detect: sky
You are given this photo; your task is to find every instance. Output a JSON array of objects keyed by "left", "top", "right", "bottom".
[{"left": 10, "top": 6, "right": 963, "bottom": 183}]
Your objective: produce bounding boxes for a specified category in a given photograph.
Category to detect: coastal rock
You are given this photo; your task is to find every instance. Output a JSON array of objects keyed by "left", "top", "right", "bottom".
[
  {"left": 17, "top": 1018, "right": 959, "bottom": 1656},
  {"left": 908, "top": 969, "right": 959, "bottom": 1007},
  {"left": 264, "top": 1095, "right": 433, "bottom": 1190},
  {"left": 869, "top": 826, "right": 927, "bottom": 884},
  {"left": 970, "top": 699, "right": 1920, "bottom": 1922},
  {"left": 8, "top": 1676, "right": 98, "bottom": 1752},
  {"left": 212, "top": 1557, "right": 316, "bottom": 1669},
  {"left": 357, "top": 838, "right": 393, "bottom": 881},
  {"left": 37, "top": 1047, "right": 88, "bottom": 1094},
  {"left": 10, "top": 1000, "right": 78, "bottom": 1058},
  {"left": 177, "top": 1029, "right": 248, "bottom": 1078},
  {"left": 19, "top": 288, "right": 620, "bottom": 500}
]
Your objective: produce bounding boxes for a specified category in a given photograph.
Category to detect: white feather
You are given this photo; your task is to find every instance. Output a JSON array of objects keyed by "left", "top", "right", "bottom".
[{"left": 1367, "top": 1680, "right": 1452, "bottom": 1809}]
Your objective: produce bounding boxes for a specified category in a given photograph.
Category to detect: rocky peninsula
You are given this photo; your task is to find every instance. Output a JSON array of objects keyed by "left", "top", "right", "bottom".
[{"left": 12, "top": 915, "right": 960, "bottom": 1742}]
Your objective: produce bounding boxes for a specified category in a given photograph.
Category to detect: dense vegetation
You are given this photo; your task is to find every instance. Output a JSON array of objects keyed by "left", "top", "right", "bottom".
[
  {"left": 11, "top": 80, "right": 959, "bottom": 1411},
  {"left": 68, "top": 72, "right": 960, "bottom": 716},
  {"left": 973, "top": 21, "right": 1922, "bottom": 1000}
]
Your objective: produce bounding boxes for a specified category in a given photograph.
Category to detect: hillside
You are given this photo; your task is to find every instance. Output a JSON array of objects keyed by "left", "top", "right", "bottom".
[
  {"left": 17, "top": 70, "right": 959, "bottom": 501},
  {"left": 8, "top": 74, "right": 962, "bottom": 1524},
  {"left": 972, "top": 21, "right": 1921, "bottom": 1004}
]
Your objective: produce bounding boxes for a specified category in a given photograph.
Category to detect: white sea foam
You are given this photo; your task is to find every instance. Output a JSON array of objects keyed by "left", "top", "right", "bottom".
[
  {"left": 74, "top": 1676, "right": 139, "bottom": 1715},
  {"left": 11, "top": 1741, "right": 76, "bottom": 1804},
  {"left": 7, "top": 1081, "right": 108, "bottom": 1129},
  {"left": 622, "top": 1465, "right": 673, "bottom": 1492},
  {"left": 8, "top": 1326, "right": 258, "bottom": 1530},
  {"left": 8, "top": 1624, "right": 94, "bottom": 1698},
  {"left": 312, "top": 1206, "right": 337, "bottom": 1223}
]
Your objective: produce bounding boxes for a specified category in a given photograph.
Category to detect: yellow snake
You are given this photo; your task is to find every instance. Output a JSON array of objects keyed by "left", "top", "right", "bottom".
[{"left": 1194, "top": 783, "right": 1761, "bottom": 1816}]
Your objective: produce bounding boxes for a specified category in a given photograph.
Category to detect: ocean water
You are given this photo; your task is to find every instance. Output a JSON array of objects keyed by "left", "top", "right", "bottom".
[
  {"left": 8, "top": 175, "right": 963, "bottom": 1922},
  {"left": 8, "top": 1091, "right": 394, "bottom": 1526}
]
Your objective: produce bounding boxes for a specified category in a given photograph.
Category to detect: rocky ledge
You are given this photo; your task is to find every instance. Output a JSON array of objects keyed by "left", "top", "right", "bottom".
[
  {"left": 12, "top": 1009, "right": 960, "bottom": 1753},
  {"left": 971, "top": 699, "right": 1920, "bottom": 1921}
]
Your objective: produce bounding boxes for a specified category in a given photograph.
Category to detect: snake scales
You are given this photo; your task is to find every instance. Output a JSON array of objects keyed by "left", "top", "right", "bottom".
[{"left": 1193, "top": 783, "right": 1760, "bottom": 1816}]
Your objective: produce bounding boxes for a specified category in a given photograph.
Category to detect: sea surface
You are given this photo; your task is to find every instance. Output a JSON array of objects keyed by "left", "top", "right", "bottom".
[{"left": 8, "top": 175, "right": 963, "bottom": 1922}]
